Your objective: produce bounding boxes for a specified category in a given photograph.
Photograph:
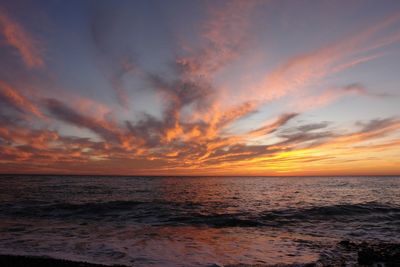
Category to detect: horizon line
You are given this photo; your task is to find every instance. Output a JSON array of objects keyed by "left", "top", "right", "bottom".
[{"left": 0, "top": 173, "right": 399, "bottom": 177}]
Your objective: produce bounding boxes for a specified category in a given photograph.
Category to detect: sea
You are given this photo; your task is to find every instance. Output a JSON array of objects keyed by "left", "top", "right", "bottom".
[{"left": 0, "top": 175, "right": 399, "bottom": 266}]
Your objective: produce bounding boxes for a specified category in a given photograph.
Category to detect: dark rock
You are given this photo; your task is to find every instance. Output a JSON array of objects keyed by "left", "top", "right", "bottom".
[
  {"left": 357, "top": 242, "right": 400, "bottom": 266},
  {"left": 0, "top": 255, "right": 128, "bottom": 267},
  {"left": 338, "top": 240, "right": 356, "bottom": 250}
]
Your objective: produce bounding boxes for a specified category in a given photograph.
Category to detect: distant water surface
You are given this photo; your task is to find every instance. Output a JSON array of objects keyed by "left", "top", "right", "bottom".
[{"left": 0, "top": 176, "right": 399, "bottom": 266}]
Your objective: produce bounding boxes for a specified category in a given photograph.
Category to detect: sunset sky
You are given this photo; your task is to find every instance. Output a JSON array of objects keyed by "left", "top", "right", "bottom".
[{"left": 0, "top": 0, "right": 399, "bottom": 175}]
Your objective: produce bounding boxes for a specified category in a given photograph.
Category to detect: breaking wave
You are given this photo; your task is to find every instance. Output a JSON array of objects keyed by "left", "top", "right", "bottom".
[{"left": 2, "top": 200, "right": 399, "bottom": 228}]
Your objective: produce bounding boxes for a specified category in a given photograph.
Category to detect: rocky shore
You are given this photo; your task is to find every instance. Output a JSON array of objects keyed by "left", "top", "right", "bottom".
[
  {"left": 309, "top": 240, "right": 400, "bottom": 267},
  {"left": 0, "top": 255, "right": 128, "bottom": 267},
  {"left": 225, "top": 240, "right": 400, "bottom": 267}
]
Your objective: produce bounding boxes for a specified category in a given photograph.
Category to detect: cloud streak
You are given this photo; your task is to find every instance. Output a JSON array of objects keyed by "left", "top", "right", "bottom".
[
  {"left": 0, "top": 81, "right": 43, "bottom": 117},
  {"left": 250, "top": 12, "right": 400, "bottom": 106},
  {"left": 0, "top": 9, "right": 44, "bottom": 68}
]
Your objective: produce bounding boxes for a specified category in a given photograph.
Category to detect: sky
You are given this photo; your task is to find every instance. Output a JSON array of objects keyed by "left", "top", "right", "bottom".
[{"left": 0, "top": 0, "right": 399, "bottom": 176}]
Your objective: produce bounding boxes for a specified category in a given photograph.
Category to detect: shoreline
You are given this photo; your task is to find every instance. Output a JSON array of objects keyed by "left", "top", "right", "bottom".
[
  {"left": 0, "top": 254, "right": 128, "bottom": 267},
  {"left": 1, "top": 241, "right": 399, "bottom": 267}
]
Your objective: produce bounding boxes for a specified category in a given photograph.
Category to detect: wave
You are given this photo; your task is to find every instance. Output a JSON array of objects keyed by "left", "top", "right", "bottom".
[
  {"left": 261, "top": 202, "right": 400, "bottom": 222},
  {"left": 1, "top": 201, "right": 399, "bottom": 228},
  {"left": 171, "top": 202, "right": 400, "bottom": 227}
]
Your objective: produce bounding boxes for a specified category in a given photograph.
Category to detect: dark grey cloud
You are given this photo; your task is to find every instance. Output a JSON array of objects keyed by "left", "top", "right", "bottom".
[
  {"left": 148, "top": 73, "right": 213, "bottom": 110},
  {"left": 44, "top": 98, "right": 120, "bottom": 143},
  {"left": 249, "top": 113, "right": 298, "bottom": 136},
  {"left": 357, "top": 117, "right": 399, "bottom": 133},
  {"left": 295, "top": 122, "right": 330, "bottom": 132}
]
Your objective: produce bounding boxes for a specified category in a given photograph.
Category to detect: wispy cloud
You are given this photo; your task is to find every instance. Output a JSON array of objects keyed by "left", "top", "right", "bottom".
[
  {"left": 0, "top": 9, "right": 44, "bottom": 68},
  {"left": 0, "top": 80, "right": 43, "bottom": 117},
  {"left": 248, "top": 113, "right": 298, "bottom": 137},
  {"left": 177, "top": 0, "right": 258, "bottom": 79},
  {"left": 44, "top": 98, "right": 121, "bottom": 143},
  {"left": 251, "top": 12, "right": 400, "bottom": 105}
]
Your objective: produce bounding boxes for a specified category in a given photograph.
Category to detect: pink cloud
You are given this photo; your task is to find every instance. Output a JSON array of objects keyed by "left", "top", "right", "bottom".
[
  {"left": 250, "top": 12, "right": 400, "bottom": 104},
  {"left": 0, "top": 80, "right": 43, "bottom": 118},
  {"left": 0, "top": 9, "right": 44, "bottom": 68}
]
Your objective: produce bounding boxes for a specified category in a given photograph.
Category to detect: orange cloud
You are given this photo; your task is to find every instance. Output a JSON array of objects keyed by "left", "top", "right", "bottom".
[
  {"left": 0, "top": 9, "right": 44, "bottom": 68},
  {"left": 0, "top": 80, "right": 43, "bottom": 118}
]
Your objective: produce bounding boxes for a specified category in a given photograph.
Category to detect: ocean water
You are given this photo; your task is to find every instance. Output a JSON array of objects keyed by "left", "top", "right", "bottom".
[{"left": 0, "top": 176, "right": 399, "bottom": 266}]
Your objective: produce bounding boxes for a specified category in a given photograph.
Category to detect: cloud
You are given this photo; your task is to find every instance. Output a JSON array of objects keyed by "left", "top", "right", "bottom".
[
  {"left": 289, "top": 83, "right": 367, "bottom": 111},
  {"left": 130, "top": 1, "right": 261, "bottom": 145},
  {"left": 295, "top": 117, "right": 400, "bottom": 153},
  {"left": 206, "top": 116, "right": 400, "bottom": 170},
  {"left": 44, "top": 98, "right": 121, "bottom": 143},
  {"left": 216, "top": 101, "right": 259, "bottom": 129},
  {"left": 248, "top": 113, "right": 298, "bottom": 137},
  {"left": 250, "top": 12, "right": 400, "bottom": 106},
  {"left": 1, "top": 104, "right": 399, "bottom": 174},
  {"left": 89, "top": 5, "right": 137, "bottom": 108},
  {"left": 148, "top": 73, "right": 213, "bottom": 112},
  {"left": 356, "top": 117, "right": 400, "bottom": 134},
  {"left": 294, "top": 122, "right": 331, "bottom": 132},
  {"left": 110, "top": 57, "right": 136, "bottom": 108},
  {"left": 0, "top": 80, "right": 43, "bottom": 117},
  {"left": 0, "top": 121, "right": 106, "bottom": 165},
  {"left": 331, "top": 52, "right": 385, "bottom": 73},
  {"left": 289, "top": 83, "right": 398, "bottom": 112},
  {"left": 0, "top": 9, "right": 44, "bottom": 68},
  {"left": 176, "top": 0, "right": 259, "bottom": 79}
]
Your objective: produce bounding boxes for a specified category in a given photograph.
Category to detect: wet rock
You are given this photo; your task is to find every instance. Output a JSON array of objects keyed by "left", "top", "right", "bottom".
[
  {"left": 357, "top": 242, "right": 400, "bottom": 266},
  {"left": 307, "top": 240, "right": 400, "bottom": 266},
  {"left": 338, "top": 240, "right": 357, "bottom": 250},
  {"left": 0, "top": 255, "right": 128, "bottom": 267}
]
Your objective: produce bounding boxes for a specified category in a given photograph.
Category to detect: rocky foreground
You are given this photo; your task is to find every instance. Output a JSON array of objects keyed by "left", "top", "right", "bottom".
[
  {"left": 313, "top": 240, "right": 400, "bottom": 267},
  {"left": 227, "top": 241, "right": 400, "bottom": 267},
  {"left": 0, "top": 255, "right": 127, "bottom": 267},
  {"left": 1, "top": 241, "right": 399, "bottom": 267}
]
